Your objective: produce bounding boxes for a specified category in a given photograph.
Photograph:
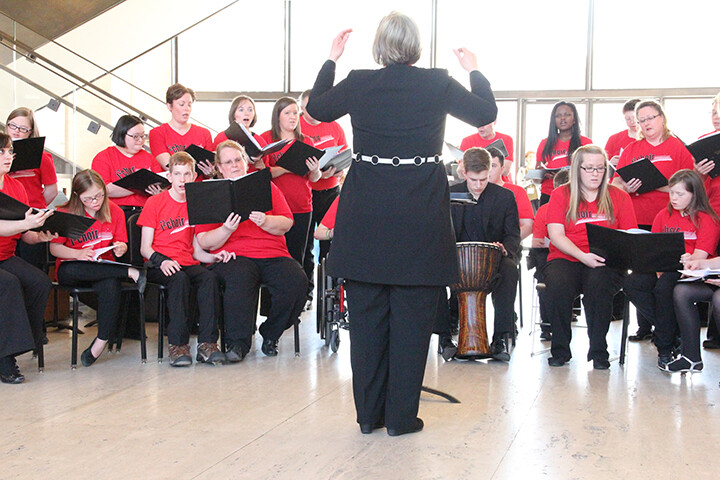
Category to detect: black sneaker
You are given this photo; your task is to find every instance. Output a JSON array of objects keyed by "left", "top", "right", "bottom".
[
  {"left": 225, "top": 344, "right": 247, "bottom": 363},
  {"left": 703, "top": 339, "right": 720, "bottom": 349},
  {"left": 628, "top": 330, "right": 653, "bottom": 342},
  {"left": 261, "top": 338, "right": 279, "bottom": 356},
  {"left": 665, "top": 355, "right": 703, "bottom": 373},
  {"left": 490, "top": 339, "right": 510, "bottom": 362},
  {"left": 657, "top": 354, "right": 673, "bottom": 371}
]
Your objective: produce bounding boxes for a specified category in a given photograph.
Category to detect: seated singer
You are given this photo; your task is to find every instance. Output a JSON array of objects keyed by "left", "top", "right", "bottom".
[
  {"left": 436, "top": 147, "right": 520, "bottom": 361},
  {"left": 195, "top": 141, "right": 307, "bottom": 359}
]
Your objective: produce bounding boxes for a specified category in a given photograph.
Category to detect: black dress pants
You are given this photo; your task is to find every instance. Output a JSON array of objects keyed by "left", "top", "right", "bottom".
[
  {"left": 285, "top": 212, "right": 312, "bottom": 266},
  {"left": 345, "top": 280, "right": 442, "bottom": 431},
  {"left": 542, "top": 259, "right": 623, "bottom": 362},
  {"left": 303, "top": 186, "right": 340, "bottom": 294},
  {"left": 210, "top": 256, "right": 307, "bottom": 353},
  {"left": 673, "top": 282, "right": 720, "bottom": 362},
  {"left": 56, "top": 261, "right": 131, "bottom": 342},
  {"left": 0, "top": 256, "right": 49, "bottom": 358},
  {"left": 624, "top": 272, "right": 680, "bottom": 356},
  {"left": 147, "top": 265, "right": 220, "bottom": 346}
]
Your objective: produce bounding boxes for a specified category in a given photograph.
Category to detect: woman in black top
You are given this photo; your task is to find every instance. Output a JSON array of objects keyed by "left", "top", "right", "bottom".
[{"left": 307, "top": 12, "right": 497, "bottom": 436}]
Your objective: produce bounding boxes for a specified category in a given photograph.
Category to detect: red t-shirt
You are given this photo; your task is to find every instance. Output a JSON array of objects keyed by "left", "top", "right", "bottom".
[
  {"left": 91, "top": 146, "right": 162, "bottom": 207},
  {"left": 700, "top": 131, "right": 720, "bottom": 218},
  {"left": 137, "top": 190, "right": 198, "bottom": 266},
  {"left": 614, "top": 136, "right": 694, "bottom": 226},
  {"left": 149, "top": 123, "right": 213, "bottom": 168},
  {"left": 51, "top": 201, "right": 127, "bottom": 271},
  {"left": 320, "top": 197, "right": 340, "bottom": 229},
  {"left": 502, "top": 182, "right": 534, "bottom": 220},
  {"left": 213, "top": 130, "right": 269, "bottom": 173},
  {"left": 260, "top": 132, "right": 314, "bottom": 214},
  {"left": 8, "top": 151, "right": 57, "bottom": 208},
  {"left": 461, "top": 131, "right": 514, "bottom": 183},
  {"left": 300, "top": 116, "right": 347, "bottom": 191},
  {"left": 536, "top": 136, "right": 593, "bottom": 197},
  {"left": 0, "top": 175, "right": 29, "bottom": 260},
  {"left": 604, "top": 130, "right": 636, "bottom": 159},
  {"left": 651, "top": 209, "right": 720, "bottom": 255},
  {"left": 195, "top": 184, "right": 292, "bottom": 259},
  {"left": 532, "top": 203, "right": 549, "bottom": 246},
  {"left": 546, "top": 184, "right": 637, "bottom": 263}
]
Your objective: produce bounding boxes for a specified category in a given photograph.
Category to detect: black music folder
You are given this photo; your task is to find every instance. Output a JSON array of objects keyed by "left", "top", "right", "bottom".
[
  {"left": 276, "top": 140, "right": 324, "bottom": 176},
  {"left": 224, "top": 122, "right": 291, "bottom": 158},
  {"left": 318, "top": 147, "right": 352, "bottom": 171},
  {"left": 0, "top": 192, "right": 95, "bottom": 240},
  {"left": 616, "top": 158, "right": 668, "bottom": 194},
  {"left": 450, "top": 192, "right": 476, "bottom": 204},
  {"left": 586, "top": 224, "right": 685, "bottom": 273},
  {"left": 185, "top": 168, "right": 273, "bottom": 225},
  {"left": 183, "top": 144, "right": 215, "bottom": 174},
  {"left": 686, "top": 132, "right": 720, "bottom": 178},
  {"left": 486, "top": 138, "right": 509, "bottom": 158},
  {"left": 112, "top": 169, "right": 170, "bottom": 192},
  {"left": 10, "top": 137, "right": 45, "bottom": 172},
  {"left": 524, "top": 166, "right": 570, "bottom": 181}
]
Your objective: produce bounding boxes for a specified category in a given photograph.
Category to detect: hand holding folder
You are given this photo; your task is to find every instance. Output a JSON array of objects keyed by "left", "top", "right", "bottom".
[
  {"left": 616, "top": 158, "right": 668, "bottom": 194},
  {"left": 686, "top": 132, "right": 720, "bottom": 178},
  {"left": 112, "top": 169, "right": 170, "bottom": 193},
  {"left": 224, "top": 122, "right": 291, "bottom": 158},
  {"left": 276, "top": 141, "right": 325, "bottom": 176},
  {"left": 0, "top": 192, "right": 95, "bottom": 240},
  {"left": 586, "top": 224, "right": 684, "bottom": 272}
]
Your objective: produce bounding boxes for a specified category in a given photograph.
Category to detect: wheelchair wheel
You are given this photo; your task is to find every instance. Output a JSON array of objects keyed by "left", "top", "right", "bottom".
[{"left": 330, "top": 328, "right": 340, "bottom": 353}]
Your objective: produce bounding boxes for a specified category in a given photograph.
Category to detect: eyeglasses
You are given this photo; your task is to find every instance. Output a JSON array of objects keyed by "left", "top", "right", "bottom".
[
  {"left": 220, "top": 157, "right": 245, "bottom": 167},
  {"left": 7, "top": 122, "right": 32, "bottom": 134},
  {"left": 637, "top": 114, "right": 661, "bottom": 124},
  {"left": 79, "top": 192, "right": 105, "bottom": 204},
  {"left": 126, "top": 133, "right": 148, "bottom": 141},
  {"left": 579, "top": 166, "right": 606, "bottom": 174}
]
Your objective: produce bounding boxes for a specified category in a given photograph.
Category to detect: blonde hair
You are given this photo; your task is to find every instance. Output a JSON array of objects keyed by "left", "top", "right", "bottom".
[
  {"left": 214, "top": 140, "right": 249, "bottom": 174},
  {"left": 566, "top": 145, "right": 615, "bottom": 224},
  {"left": 168, "top": 151, "right": 196, "bottom": 172},
  {"left": 372, "top": 12, "right": 421, "bottom": 66}
]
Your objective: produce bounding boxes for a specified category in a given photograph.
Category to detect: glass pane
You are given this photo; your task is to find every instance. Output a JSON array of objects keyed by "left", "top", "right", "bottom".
[
  {"left": 591, "top": 101, "right": 635, "bottom": 156},
  {"left": 594, "top": 0, "right": 720, "bottom": 89},
  {"left": 437, "top": 0, "right": 589, "bottom": 91},
  {"left": 664, "top": 98, "right": 718, "bottom": 144},
  {"left": 177, "top": 2, "right": 286, "bottom": 92},
  {"left": 290, "top": 0, "right": 433, "bottom": 91}
]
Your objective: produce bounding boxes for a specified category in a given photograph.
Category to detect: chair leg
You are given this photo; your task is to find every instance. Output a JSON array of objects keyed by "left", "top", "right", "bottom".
[
  {"left": 138, "top": 291, "right": 146, "bottom": 364},
  {"left": 517, "top": 263, "right": 524, "bottom": 329},
  {"left": 620, "top": 293, "right": 630, "bottom": 366},
  {"left": 114, "top": 290, "right": 129, "bottom": 352},
  {"left": 158, "top": 290, "right": 166, "bottom": 363},
  {"left": 71, "top": 293, "right": 79, "bottom": 370},
  {"left": 294, "top": 318, "right": 300, "bottom": 357},
  {"left": 37, "top": 339, "right": 44, "bottom": 373}
]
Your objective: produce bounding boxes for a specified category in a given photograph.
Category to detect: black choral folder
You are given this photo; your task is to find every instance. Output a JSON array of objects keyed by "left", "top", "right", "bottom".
[
  {"left": 616, "top": 158, "right": 668, "bottom": 194},
  {"left": 224, "top": 122, "right": 291, "bottom": 158},
  {"left": 318, "top": 147, "right": 352, "bottom": 172},
  {"left": 10, "top": 137, "right": 45, "bottom": 172},
  {"left": 686, "top": 132, "right": 720, "bottom": 178},
  {"left": 0, "top": 192, "right": 95, "bottom": 240},
  {"left": 486, "top": 138, "right": 509, "bottom": 158},
  {"left": 112, "top": 169, "right": 170, "bottom": 192},
  {"left": 276, "top": 140, "right": 325, "bottom": 176},
  {"left": 586, "top": 223, "right": 684, "bottom": 273},
  {"left": 185, "top": 168, "right": 273, "bottom": 225},
  {"left": 183, "top": 144, "right": 216, "bottom": 175}
]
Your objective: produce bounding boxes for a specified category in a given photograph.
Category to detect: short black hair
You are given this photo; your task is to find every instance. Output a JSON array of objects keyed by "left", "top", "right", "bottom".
[
  {"left": 111, "top": 115, "right": 144, "bottom": 147},
  {"left": 486, "top": 146, "right": 505, "bottom": 166},
  {"left": 623, "top": 99, "right": 641, "bottom": 113}
]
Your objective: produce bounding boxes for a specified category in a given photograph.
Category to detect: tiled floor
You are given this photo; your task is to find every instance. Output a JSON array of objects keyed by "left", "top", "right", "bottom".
[{"left": 4, "top": 286, "right": 720, "bottom": 479}]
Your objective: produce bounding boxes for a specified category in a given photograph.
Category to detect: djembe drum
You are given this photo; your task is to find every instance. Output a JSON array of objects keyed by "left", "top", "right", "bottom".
[{"left": 450, "top": 242, "right": 503, "bottom": 359}]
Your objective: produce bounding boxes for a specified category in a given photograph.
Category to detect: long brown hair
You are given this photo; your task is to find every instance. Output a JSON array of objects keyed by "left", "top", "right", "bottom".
[
  {"left": 667, "top": 169, "right": 720, "bottom": 229},
  {"left": 270, "top": 96, "right": 303, "bottom": 142},
  {"left": 62, "top": 170, "right": 111, "bottom": 223},
  {"left": 566, "top": 145, "right": 615, "bottom": 224}
]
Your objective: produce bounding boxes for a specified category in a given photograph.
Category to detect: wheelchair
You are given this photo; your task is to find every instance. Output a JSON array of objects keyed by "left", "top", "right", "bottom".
[{"left": 315, "top": 258, "right": 349, "bottom": 353}]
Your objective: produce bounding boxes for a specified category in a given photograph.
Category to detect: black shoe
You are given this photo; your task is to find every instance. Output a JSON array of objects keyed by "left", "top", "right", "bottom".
[
  {"left": 665, "top": 355, "right": 704, "bottom": 373},
  {"left": 438, "top": 335, "right": 457, "bottom": 361},
  {"left": 703, "top": 339, "right": 720, "bottom": 349},
  {"left": 0, "top": 356, "right": 24, "bottom": 384},
  {"left": 225, "top": 344, "right": 247, "bottom": 363},
  {"left": 261, "top": 338, "right": 278, "bottom": 356},
  {"left": 593, "top": 358, "right": 610, "bottom": 370},
  {"left": 548, "top": 357, "right": 567, "bottom": 367},
  {"left": 81, "top": 338, "right": 100, "bottom": 367},
  {"left": 657, "top": 353, "right": 673, "bottom": 371},
  {"left": 540, "top": 331, "right": 552, "bottom": 341},
  {"left": 387, "top": 418, "right": 424, "bottom": 437},
  {"left": 490, "top": 339, "right": 510, "bottom": 362},
  {"left": 628, "top": 330, "right": 653, "bottom": 342},
  {"left": 359, "top": 420, "right": 385, "bottom": 434}
]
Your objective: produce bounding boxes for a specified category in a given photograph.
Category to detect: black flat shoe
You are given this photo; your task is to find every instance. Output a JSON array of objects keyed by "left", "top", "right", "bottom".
[
  {"left": 387, "top": 418, "right": 423, "bottom": 437},
  {"left": 438, "top": 335, "right": 457, "bottom": 361},
  {"left": 359, "top": 420, "right": 385, "bottom": 434},
  {"left": 81, "top": 338, "right": 100, "bottom": 367},
  {"left": 261, "top": 338, "right": 278, "bottom": 356},
  {"left": 0, "top": 356, "right": 24, "bottom": 384},
  {"left": 548, "top": 357, "right": 567, "bottom": 367},
  {"left": 593, "top": 358, "right": 610, "bottom": 370},
  {"left": 136, "top": 269, "right": 147, "bottom": 295}
]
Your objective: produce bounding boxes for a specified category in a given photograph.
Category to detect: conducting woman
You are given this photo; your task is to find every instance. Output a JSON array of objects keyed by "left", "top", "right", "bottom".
[
  {"left": 306, "top": 12, "right": 497, "bottom": 436},
  {"left": 543, "top": 145, "right": 637, "bottom": 369},
  {"left": 49, "top": 170, "right": 145, "bottom": 367}
]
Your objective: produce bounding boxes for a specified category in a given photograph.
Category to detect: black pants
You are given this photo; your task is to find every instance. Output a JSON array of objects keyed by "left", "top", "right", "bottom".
[
  {"left": 57, "top": 261, "right": 132, "bottom": 342},
  {"left": 303, "top": 186, "right": 340, "bottom": 295},
  {"left": 539, "top": 193, "right": 551, "bottom": 206},
  {"left": 673, "top": 282, "right": 720, "bottom": 362},
  {"left": 0, "top": 256, "right": 48, "bottom": 358},
  {"left": 15, "top": 239, "right": 48, "bottom": 272},
  {"left": 147, "top": 265, "right": 220, "bottom": 346},
  {"left": 345, "top": 280, "right": 442, "bottom": 431},
  {"left": 434, "top": 256, "right": 518, "bottom": 341},
  {"left": 285, "top": 212, "right": 312, "bottom": 266},
  {"left": 210, "top": 256, "right": 306, "bottom": 352},
  {"left": 542, "top": 259, "right": 623, "bottom": 362},
  {"left": 624, "top": 272, "right": 680, "bottom": 356},
  {"left": 528, "top": 248, "right": 551, "bottom": 333}
]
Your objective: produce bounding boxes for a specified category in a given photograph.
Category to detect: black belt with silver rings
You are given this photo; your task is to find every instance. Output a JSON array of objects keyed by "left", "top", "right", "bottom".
[{"left": 355, "top": 153, "right": 442, "bottom": 167}]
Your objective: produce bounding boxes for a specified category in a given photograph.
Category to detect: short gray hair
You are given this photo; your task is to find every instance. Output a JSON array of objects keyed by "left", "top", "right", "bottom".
[{"left": 372, "top": 12, "right": 421, "bottom": 66}]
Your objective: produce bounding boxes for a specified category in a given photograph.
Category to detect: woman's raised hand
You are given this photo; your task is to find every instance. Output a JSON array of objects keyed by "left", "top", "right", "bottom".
[
  {"left": 453, "top": 47, "right": 479, "bottom": 72},
  {"left": 329, "top": 29, "right": 352, "bottom": 62}
]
